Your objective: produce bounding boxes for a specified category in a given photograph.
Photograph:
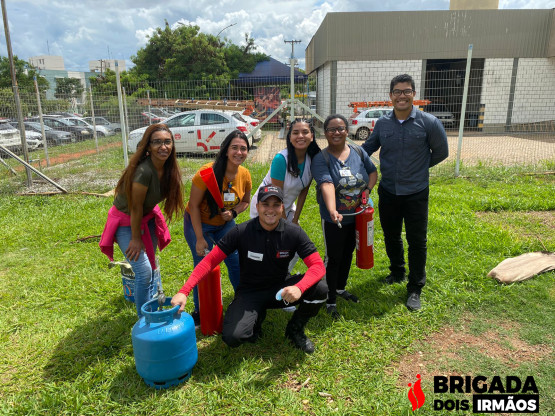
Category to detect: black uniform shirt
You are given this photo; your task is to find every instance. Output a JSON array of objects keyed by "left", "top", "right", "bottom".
[{"left": 217, "top": 218, "right": 318, "bottom": 290}]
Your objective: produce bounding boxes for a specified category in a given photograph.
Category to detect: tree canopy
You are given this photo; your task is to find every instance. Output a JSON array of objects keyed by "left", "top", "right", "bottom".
[
  {"left": 130, "top": 23, "right": 268, "bottom": 81},
  {"left": 54, "top": 78, "right": 84, "bottom": 99},
  {"left": 0, "top": 55, "right": 49, "bottom": 91}
]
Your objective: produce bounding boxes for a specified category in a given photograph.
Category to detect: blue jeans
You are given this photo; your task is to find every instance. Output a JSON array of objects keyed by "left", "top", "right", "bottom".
[
  {"left": 116, "top": 219, "right": 161, "bottom": 316},
  {"left": 184, "top": 212, "right": 240, "bottom": 312}
]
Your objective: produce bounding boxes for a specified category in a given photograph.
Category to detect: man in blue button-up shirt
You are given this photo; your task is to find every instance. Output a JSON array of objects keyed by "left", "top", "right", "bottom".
[{"left": 362, "top": 74, "right": 448, "bottom": 311}]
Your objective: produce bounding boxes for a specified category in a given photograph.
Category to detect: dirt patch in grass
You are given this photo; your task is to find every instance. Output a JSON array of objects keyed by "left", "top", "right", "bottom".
[
  {"left": 476, "top": 210, "right": 554, "bottom": 249},
  {"left": 392, "top": 315, "right": 552, "bottom": 388},
  {"left": 476, "top": 210, "right": 554, "bottom": 231}
]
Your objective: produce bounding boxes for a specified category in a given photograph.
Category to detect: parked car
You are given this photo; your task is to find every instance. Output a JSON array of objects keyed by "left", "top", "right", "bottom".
[
  {"left": 224, "top": 111, "right": 262, "bottom": 143},
  {"left": 61, "top": 117, "right": 115, "bottom": 137},
  {"left": 423, "top": 104, "right": 455, "bottom": 128},
  {"left": 24, "top": 121, "right": 74, "bottom": 146},
  {"left": 0, "top": 121, "right": 22, "bottom": 152},
  {"left": 28, "top": 116, "right": 94, "bottom": 141},
  {"left": 128, "top": 110, "right": 251, "bottom": 154},
  {"left": 140, "top": 111, "right": 166, "bottom": 125},
  {"left": 348, "top": 107, "right": 392, "bottom": 140},
  {"left": 239, "top": 112, "right": 262, "bottom": 142},
  {"left": 83, "top": 116, "right": 121, "bottom": 132},
  {"left": 9, "top": 123, "right": 43, "bottom": 150}
]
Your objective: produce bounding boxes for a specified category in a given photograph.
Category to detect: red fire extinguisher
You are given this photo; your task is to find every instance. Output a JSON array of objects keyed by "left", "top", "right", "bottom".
[
  {"left": 355, "top": 194, "right": 374, "bottom": 269},
  {"left": 197, "top": 265, "right": 223, "bottom": 335}
]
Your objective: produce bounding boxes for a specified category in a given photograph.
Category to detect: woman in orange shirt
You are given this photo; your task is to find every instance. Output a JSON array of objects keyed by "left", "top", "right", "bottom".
[{"left": 184, "top": 130, "right": 252, "bottom": 324}]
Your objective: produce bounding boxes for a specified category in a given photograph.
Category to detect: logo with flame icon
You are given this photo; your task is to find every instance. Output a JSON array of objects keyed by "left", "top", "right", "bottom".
[{"left": 408, "top": 374, "right": 426, "bottom": 411}]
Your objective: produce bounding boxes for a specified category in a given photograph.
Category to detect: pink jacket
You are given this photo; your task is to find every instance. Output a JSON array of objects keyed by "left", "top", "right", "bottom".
[{"left": 99, "top": 205, "right": 171, "bottom": 268}]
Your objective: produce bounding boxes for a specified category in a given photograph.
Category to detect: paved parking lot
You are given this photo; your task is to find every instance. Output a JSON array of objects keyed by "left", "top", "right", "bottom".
[{"left": 250, "top": 131, "right": 554, "bottom": 167}]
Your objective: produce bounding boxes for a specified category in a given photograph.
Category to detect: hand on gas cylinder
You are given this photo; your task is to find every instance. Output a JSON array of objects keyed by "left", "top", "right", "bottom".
[{"left": 171, "top": 292, "right": 188, "bottom": 313}]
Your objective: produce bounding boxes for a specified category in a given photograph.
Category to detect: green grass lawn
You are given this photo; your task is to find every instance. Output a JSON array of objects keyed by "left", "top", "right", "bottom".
[{"left": 0, "top": 146, "right": 553, "bottom": 415}]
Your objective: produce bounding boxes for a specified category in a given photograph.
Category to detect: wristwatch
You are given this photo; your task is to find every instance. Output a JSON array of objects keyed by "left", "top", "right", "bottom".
[{"left": 231, "top": 209, "right": 238, "bottom": 218}]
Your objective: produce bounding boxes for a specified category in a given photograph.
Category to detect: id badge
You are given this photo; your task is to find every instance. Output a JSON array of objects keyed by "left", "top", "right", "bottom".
[
  {"left": 223, "top": 192, "right": 235, "bottom": 202},
  {"left": 339, "top": 168, "right": 351, "bottom": 177}
]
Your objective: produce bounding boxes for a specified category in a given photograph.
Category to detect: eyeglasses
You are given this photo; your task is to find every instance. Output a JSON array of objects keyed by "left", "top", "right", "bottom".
[
  {"left": 391, "top": 89, "right": 415, "bottom": 97},
  {"left": 150, "top": 139, "right": 173, "bottom": 147},
  {"left": 325, "top": 126, "right": 347, "bottom": 133},
  {"left": 229, "top": 145, "right": 248, "bottom": 152}
]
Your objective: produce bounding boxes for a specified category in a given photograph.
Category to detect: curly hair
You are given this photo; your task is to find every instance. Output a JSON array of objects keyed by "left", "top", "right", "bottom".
[{"left": 115, "top": 123, "right": 184, "bottom": 222}]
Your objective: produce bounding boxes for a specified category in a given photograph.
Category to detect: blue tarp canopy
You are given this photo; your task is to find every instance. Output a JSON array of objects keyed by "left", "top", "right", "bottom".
[{"left": 236, "top": 57, "right": 308, "bottom": 85}]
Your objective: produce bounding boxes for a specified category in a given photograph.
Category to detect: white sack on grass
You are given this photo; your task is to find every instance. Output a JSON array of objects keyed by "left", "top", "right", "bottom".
[{"left": 488, "top": 252, "right": 555, "bottom": 284}]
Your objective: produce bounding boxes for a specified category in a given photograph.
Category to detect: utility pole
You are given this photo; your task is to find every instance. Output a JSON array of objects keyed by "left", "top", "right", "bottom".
[
  {"left": 284, "top": 40, "right": 301, "bottom": 124},
  {"left": 1, "top": 0, "right": 32, "bottom": 186}
]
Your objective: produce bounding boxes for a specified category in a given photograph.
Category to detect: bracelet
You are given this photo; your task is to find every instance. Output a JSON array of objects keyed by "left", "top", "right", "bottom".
[{"left": 231, "top": 209, "right": 238, "bottom": 218}]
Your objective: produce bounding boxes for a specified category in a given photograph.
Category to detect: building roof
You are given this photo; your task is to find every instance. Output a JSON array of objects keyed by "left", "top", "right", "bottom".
[
  {"left": 237, "top": 57, "right": 308, "bottom": 84},
  {"left": 306, "top": 9, "right": 555, "bottom": 73}
]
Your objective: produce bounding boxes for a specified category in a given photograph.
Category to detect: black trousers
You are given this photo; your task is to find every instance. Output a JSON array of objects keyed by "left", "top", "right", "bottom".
[
  {"left": 221, "top": 274, "right": 328, "bottom": 348},
  {"left": 378, "top": 185, "right": 429, "bottom": 294},
  {"left": 322, "top": 220, "right": 356, "bottom": 305}
]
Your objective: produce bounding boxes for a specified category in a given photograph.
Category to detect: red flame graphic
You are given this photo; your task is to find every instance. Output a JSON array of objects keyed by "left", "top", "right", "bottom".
[{"left": 408, "top": 374, "right": 425, "bottom": 411}]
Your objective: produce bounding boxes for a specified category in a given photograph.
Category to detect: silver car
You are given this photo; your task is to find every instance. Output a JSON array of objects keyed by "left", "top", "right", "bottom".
[
  {"left": 423, "top": 104, "right": 455, "bottom": 128},
  {"left": 128, "top": 110, "right": 251, "bottom": 154},
  {"left": 83, "top": 117, "right": 121, "bottom": 133},
  {"left": 348, "top": 107, "right": 392, "bottom": 140},
  {"left": 62, "top": 117, "right": 115, "bottom": 137}
]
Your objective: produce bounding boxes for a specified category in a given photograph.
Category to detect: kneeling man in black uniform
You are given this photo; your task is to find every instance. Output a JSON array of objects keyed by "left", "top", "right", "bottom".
[{"left": 172, "top": 186, "right": 328, "bottom": 353}]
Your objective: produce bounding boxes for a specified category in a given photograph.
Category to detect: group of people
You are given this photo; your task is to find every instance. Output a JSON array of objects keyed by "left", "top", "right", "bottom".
[{"left": 100, "top": 74, "right": 449, "bottom": 354}]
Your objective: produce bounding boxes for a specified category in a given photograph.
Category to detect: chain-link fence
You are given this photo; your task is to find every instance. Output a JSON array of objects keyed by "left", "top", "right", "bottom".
[{"left": 1, "top": 63, "right": 553, "bottom": 193}]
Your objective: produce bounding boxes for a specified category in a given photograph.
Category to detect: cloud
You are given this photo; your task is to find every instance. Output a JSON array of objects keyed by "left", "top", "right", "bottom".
[{"left": 1, "top": 0, "right": 552, "bottom": 73}]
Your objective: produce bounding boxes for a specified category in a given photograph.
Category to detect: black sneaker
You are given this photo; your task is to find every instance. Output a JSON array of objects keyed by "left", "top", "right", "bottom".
[
  {"left": 191, "top": 310, "right": 200, "bottom": 328},
  {"left": 285, "top": 323, "right": 315, "bottom": 354},
  {"left": 385, "top": 274, "right": 407, "bottom": 285},
  {"left": 326, "top": 304, "right": 341, "bottom": 320},
  {"left": 246, "top": 326, "right": 262, "bottom": 343},
  {"left": 406, "top": 292, "right": 421, "bottom": 311},
  {"left": 337, "top": 290, "right": 359, "bottom": 303}
]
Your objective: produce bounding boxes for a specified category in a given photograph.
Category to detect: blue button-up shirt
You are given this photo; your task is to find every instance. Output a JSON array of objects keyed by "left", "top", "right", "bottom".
[{"left": 362, "top": 106, "right": 448, "bottom": 196}]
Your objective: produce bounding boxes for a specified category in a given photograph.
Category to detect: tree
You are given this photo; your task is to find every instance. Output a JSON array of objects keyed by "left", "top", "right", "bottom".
[
  {"left": 54, "top": 78, "right": 84, "bottom": 99},
  {"left": 130, "top": 24, "right": 268, "bottom": 82},
  {"left": 0, "top": 55, "right": 49, "bottom": 91}
]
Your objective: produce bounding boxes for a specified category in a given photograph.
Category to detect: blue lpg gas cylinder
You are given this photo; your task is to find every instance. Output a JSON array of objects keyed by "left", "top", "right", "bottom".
[{"left": 132, "top": 298, "right": 198, "bottom": 389}]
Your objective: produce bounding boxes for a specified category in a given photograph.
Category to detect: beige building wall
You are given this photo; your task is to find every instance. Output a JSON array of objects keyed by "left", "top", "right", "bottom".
[
  {"left": 450, "top": 0, "right": 498, "bottom": 10},
  {"left": 28, "top": 55, "right": 65, "bottom": 70}
]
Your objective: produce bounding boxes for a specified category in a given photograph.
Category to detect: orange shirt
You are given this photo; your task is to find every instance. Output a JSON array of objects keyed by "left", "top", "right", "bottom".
[{"left": 186, "top": 162, "right": 252, "bottom": 226}]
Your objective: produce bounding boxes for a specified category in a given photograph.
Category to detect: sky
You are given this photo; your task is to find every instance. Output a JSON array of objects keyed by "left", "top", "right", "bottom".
[{"left": 1, "top": 0, "right": 553, "bottom": 73}]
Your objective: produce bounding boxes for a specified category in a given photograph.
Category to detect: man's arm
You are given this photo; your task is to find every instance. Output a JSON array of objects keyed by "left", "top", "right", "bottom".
[
  {"left": 280, "top": 252, "right": 325, "bottom": 303},
  {"left": 428, "top": 118, "right": 449, "bottom": 167},
  {"left": 362, "top": 121, "right": 381, "bottom": 156},
  {"left": 171, "top": 246, "right": 227, "bottom": 312}
]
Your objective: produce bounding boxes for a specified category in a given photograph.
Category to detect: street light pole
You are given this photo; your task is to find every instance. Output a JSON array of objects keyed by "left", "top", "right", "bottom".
[{"left": 217, "top": 23, "right": 237, "bottom": 37}]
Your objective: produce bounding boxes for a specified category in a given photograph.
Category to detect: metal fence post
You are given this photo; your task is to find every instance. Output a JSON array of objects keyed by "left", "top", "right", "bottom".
[
  {"left": 33, "top": 76, "right": 50, "bottom": 167},
  {"left": 89, "top": 87, "right": 99, "bottom": 153},
  {"left": 114, "top": 61, "right": 128, "bottom": 167},
  {"left": 455, "top": 44, "right": 473, "bottom": 177}
]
